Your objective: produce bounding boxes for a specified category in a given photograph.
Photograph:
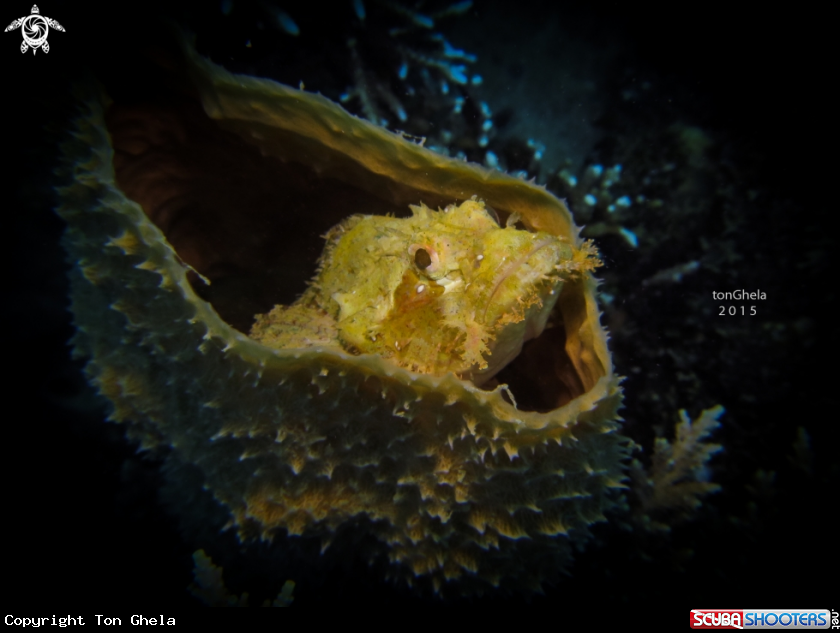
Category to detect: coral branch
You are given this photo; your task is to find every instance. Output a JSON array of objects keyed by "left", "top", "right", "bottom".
[{"left": 630, "top": 405, "right": 724, "bottom": 530}]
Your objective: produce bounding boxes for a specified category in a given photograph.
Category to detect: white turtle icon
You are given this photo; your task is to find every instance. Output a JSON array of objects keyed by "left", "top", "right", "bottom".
[{"left": 5, "top": 5, "right": 65, "bottom": 54}]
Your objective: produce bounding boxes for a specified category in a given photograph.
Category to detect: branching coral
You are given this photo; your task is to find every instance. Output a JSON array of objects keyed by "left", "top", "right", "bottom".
[
  {"left": 196, "top": 1, "right": 495, "bottom": 163},
  {"left": 334, "top": 0, "right": 501, "bottom": 165},
  {"left": 339, "top": 1, "right": 478, "bottom": 128},
  {"left": 547, "top": 163, "right": 659, "bottom": 249},
  {"left": 629, "top": 405, "right": 724, "bottom": 531}
]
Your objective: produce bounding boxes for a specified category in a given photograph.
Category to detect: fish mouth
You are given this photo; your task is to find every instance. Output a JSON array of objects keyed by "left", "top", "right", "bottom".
[{"left": 483, "top": 237, "right": 560, "bottom": 321}]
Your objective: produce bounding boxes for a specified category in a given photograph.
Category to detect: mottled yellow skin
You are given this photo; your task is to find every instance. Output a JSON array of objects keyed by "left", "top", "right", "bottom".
[{"left": 252, "top": 199, "right": 599, "bottom": 385}]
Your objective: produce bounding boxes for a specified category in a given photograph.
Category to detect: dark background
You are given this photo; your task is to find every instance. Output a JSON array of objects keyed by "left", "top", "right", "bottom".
[{"left": 3, "top": 0, "right": 833, "bottom": 617}]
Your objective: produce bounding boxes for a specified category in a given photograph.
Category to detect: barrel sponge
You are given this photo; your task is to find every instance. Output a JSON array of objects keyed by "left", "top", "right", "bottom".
[{"left": 56, "top": 36, "right": 626, "bottom": 596}]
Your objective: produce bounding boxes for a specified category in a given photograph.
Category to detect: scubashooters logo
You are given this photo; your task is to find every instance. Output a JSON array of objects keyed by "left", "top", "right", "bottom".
[
  {"left": 690, "top": 609, "right": 832, "bottom": 629},
  {"left": 5, "top": 5, "right": 65, "bottom": 54}
]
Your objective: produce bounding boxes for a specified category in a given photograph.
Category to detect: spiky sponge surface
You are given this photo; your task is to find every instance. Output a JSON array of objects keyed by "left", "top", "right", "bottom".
[{"left": 57, "top": 44, "right": 626, "bottom": 596}]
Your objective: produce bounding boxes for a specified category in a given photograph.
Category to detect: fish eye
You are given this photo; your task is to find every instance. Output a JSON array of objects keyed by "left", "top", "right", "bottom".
[{"left": 414, "top": 248, "right": 432, "bottom": 269}]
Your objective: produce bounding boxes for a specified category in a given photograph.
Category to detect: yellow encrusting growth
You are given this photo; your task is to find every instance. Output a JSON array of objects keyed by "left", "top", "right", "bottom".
[{"left": 251, "top": 200, "right": 600, "bottom": 386}]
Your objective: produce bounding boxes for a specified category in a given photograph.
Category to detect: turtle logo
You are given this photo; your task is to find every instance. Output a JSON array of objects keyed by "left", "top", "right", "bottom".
[{"left": 5, "top": 5, "right": 65, "bottom": 54}]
